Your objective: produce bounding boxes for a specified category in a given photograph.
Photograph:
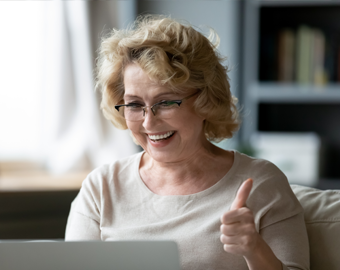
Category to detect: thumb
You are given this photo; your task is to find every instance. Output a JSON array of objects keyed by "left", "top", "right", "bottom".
[{"left": 230, "top": 178, "right": 253, "bottom": 210}]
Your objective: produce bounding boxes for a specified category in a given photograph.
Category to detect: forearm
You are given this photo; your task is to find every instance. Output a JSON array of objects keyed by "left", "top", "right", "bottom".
[
  {"left": 243, "top": 234, "right": 282, "bottom": 270},
  {"left": 258, "top": 212, "right": 310, "bottom": 270}
]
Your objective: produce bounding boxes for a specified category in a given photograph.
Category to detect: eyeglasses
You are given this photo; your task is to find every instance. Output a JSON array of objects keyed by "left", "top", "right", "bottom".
[{"left": 115, "top": 92, "right": 198, "bottom": 122}]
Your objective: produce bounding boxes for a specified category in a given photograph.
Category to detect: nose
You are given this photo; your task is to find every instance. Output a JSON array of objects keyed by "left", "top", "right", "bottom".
[
  {"left": 142, "top": 107, "right": 160, "bottom": 130},
  {"left": 142, "top": 106, "right": 156, "bottom": 117}
]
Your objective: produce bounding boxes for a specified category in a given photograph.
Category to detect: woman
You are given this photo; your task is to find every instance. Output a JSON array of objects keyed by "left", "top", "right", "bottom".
[{"left": 65, "top": 16, "right": 309, "bottom": 270}]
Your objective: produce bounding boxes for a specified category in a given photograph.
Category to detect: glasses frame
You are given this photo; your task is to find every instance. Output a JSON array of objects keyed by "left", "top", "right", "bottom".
[{"left": 114, "top": 91, "right": 199, "bottom": 120}]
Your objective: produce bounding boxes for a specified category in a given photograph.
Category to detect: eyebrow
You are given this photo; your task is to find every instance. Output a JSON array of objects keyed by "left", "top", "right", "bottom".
[{"left": 124, "top": 92, "right": 176, "bottom": 99}]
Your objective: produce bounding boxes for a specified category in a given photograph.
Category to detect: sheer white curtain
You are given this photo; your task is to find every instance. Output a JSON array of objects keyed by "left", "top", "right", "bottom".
[
  {"left": 0, "top": 2, "right": 44, "bottom": 161},
  {"left": 41, "top": 1, "right": 138, "bottom": 173}
]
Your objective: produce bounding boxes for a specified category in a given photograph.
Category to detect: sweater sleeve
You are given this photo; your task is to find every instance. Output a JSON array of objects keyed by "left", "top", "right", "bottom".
[
  {"left": 240, "top": 156, "right": 310, "bottom": 270},
  {"left": 65, "top": 197, "right": 101, "bottom": 240},
  {"left": 64, "top": 155, "right": 139, "bottom": 241},
  {"left": 261, "top": 212, "right": 310, "bottom": 270},
  {"left": 64, "top": 173, "right": 102, "bottom": 240}
]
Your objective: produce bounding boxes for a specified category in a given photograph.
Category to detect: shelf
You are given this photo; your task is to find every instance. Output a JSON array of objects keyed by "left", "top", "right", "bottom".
[
  {"left": 259, "top": 0, "right": 340, "bottom": 7},
  {"left": 0, "top": 161, "right": 87, "bottom": 191},
  {"left": 242, "top": 0, "right": 340, "bottom": 180},
  {"left": 250, "top": 83, "right": 340, "bottom": 103}
]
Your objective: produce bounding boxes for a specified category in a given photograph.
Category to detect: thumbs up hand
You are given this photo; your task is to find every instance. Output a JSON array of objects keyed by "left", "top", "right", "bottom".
[
  {"left": 220, "top": 178, "right": 260, "bottom": 257},
  {"left": 230, "top": 178, "right": 253, "bottom": 210}
]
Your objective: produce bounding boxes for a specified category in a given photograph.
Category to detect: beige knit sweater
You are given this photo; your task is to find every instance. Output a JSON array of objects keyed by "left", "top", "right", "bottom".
[{"left": 65, "top": 151, "right": 309, "bottom": 270}]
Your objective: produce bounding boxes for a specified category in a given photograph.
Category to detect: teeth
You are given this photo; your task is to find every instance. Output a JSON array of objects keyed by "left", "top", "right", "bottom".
[{"left": 148, "top": 131, "right": 174, "bottom": 141}]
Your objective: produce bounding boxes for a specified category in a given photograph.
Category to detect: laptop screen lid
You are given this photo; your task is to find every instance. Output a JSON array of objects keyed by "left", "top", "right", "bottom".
[{"left": 0, "top": 241, "right": 181, "bottom": 270}]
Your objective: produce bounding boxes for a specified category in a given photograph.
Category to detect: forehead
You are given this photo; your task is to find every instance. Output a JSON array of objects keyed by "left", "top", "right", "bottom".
[{"left": 123, "top": 64, "right": 173, "bottom": 98}]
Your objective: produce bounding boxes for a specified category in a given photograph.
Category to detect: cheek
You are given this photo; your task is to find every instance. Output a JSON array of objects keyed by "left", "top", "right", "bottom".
[
  {"left": 127, "top": 122, "right": 142, "bottom": 138},
  {"left": 126, "top": 120, "right": 138, "bottom": 131},
  {"left": 127, "top": 123, "right": 147, "bottom": 146},
  {"left": 181, "top": 113, "right": 204, "bottom": 130},
  {"left": 176, "top": 117, "right": 204, "bottom": 141}
]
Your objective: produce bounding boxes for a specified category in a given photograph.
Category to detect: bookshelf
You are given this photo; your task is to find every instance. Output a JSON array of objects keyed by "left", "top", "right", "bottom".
[{"left": 241, "top": 0, "right": 340, "bottom": 187}]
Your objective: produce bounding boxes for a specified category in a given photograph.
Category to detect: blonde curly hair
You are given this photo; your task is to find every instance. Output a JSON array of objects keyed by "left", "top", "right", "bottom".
[{"left": 96, "top": 15, "right": 240, "bottom": 142}]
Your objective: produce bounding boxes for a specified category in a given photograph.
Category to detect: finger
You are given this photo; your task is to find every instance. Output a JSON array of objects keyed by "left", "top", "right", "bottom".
[
  {"left": 230, "top": 178, "right": 253, "bottom": 210},
  {"left": 220, "top": 207, "right": 253, "bottom": 224},
  {"left": 220, "top": 234, "right": 238, "bottom": 246},
  {"left": 223, "top": 243, "right": 240, "bottom": 254},
  {"left": 220, "top": 223, "right": 242, "bottom": 236}
]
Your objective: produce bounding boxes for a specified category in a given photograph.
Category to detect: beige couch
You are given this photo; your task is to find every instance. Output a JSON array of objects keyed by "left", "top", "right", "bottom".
[{"left": 291, "top": 185, "right": 340, "bottom": 270}]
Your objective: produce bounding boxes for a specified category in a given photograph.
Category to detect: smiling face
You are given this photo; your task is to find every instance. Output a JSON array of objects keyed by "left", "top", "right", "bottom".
[{"left": 123, "top": 64, "right": 207, "bottom": 163}]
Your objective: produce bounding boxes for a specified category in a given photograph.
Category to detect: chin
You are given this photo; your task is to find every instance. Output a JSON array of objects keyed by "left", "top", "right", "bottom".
[{"left": 151, "top": 153, "right": 177, "bottom": 163}]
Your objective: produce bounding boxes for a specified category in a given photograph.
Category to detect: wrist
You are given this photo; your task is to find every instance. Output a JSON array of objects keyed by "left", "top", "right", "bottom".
[{"left": 243, "top": 234, "right": 282, "bottom": 270}]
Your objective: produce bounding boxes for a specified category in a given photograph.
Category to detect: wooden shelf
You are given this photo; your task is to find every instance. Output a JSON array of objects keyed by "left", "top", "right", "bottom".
[
  {"left": 0, "top": 172, "right": 87, "bottom": 191},
  {"left": 0, "top": 161, "right": 88, "bottom": 191},
  {"left": 0, "top": 161, "right": 84, "bottom": 239}
]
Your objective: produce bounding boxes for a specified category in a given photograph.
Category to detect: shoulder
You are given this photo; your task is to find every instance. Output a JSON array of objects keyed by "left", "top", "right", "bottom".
[
  {"left": 233, "top": 151, "right": 303, "bottom": 230},
  {"left": 77, "top": 152, "right": 143, "bottom": 205},
  {"left": 234, "top": 151, "right": 289, "bottom": 192},
  {"left": 83, "top": 151, "right": 143, "bottom": 189},
  {"left": 69, "top": 152, "right": 143, "bottom": 221},
  {"left": 235, "top": 151, "right": 285, "bottom": 179}
]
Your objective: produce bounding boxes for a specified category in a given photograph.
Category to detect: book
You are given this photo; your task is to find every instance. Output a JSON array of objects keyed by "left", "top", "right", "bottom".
[
  {"left": 278, "top": 29, "right": 295, "bottom": 82},
  {"left": 312, "top": 29, "right": 327, "bottom": 86},
  {"left": 296, "top": 25, "right": 312, "bottom": 85}
]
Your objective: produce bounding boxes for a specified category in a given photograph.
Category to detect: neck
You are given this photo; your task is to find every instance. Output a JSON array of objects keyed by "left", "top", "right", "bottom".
[{"left": 139, "top": 142, "right": 233, "bottom": 195}]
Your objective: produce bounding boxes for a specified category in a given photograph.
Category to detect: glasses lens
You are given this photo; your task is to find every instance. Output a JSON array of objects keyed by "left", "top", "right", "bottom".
[
  {"left": 118, "top": 101, "right": 181, "bottom": 121},
  {"left": 153, "top": 101, "right": 180, "bottom": 119},
  {"left": 119, "top": 106, "right": 142, "bottom": 121}
]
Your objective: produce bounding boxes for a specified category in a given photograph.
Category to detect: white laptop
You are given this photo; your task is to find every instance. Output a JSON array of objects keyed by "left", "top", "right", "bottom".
[{"left": 0, "top": 240, "right": 181, "bottom": 270}]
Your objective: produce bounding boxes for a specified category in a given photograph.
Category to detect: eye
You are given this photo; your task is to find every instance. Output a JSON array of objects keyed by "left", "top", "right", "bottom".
[
  {"left": 159, "top": 100, "right": 178, "bottom": 107},
  {"left": 127, "top": 102, "right": 143, "bottom": 108},
  {"left": 125, "top": 103, "right": 143, "bottom": 111}
]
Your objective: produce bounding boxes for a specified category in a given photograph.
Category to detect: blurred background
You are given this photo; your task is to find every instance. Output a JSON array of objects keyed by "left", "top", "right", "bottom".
[{"left": 0, "top": 0, "right": 339, "bottom": 239}]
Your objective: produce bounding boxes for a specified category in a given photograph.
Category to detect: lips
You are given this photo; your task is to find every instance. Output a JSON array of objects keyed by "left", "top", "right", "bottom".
[{"left": 147, "top": 131, "right": 175, "bottom": 141}]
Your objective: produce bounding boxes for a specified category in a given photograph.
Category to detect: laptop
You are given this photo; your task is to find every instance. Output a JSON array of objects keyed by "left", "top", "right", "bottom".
[{"left": 0, "top": 240, "right": 181, "bottom": 270}]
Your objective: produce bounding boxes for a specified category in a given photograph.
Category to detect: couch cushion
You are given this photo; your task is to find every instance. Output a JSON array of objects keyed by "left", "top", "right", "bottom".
[{"left": 291, "top": 185, "right": 340, "bottom": 270}]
